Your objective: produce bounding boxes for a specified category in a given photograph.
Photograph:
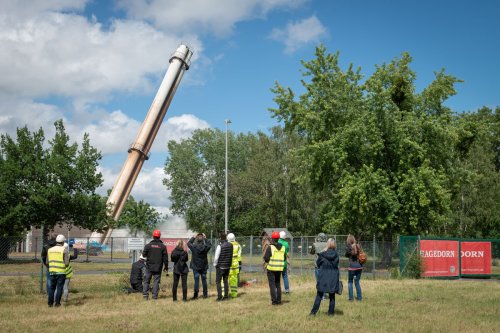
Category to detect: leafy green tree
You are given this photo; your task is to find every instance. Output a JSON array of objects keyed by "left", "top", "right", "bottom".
[
  {"left": 164, "top": 128, "right": 254, "bottom": 234},
  {"left": 270, "top": 46, "right": 462, "bottom": 265},
  {"left": 116, "top": 195, "right": 162, "bottom": 236},
  {"left": 451, "top": 107, "right": 500, "bottom": 238},
  {"left": 0, "top": 120, "right": 107, "bottom": 259}
]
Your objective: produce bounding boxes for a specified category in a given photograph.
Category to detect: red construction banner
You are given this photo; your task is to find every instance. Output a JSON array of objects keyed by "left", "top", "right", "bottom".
[
  {"left": 419, "top": 240, "right": 459, "bottom": 277},
  {"left": 460, "top": 242, "right": 492, "bottom": 275},
  {"left": 161, "top": 238, "right": 188, "bottom": 253}
]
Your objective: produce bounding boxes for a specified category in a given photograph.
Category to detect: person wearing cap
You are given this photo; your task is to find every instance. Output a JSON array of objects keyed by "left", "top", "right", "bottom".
[
  {"left": 128, "top": 254, "right": 147, "bottom": 293},
  {"left": 310, "top": 232, "right": 328, "bottom": 298},
  {"left": 62, "top": 239, "right": 78, "bottom": 302},
  {"left": 263, "top": 231, "right": 285, "bottom": 305},
  {"left": 142, "top": 229, "right": 168, "bottom": 300},
  {"left": 226, "top": 233, "right": 242, "bottom": 298},
  {"left": 187, "top": 233, "right": 212, "bottom": 299},
  {"left": 278, "top": 231, "right": 290, "bottom": 294},
  {"left": 47, "top": 234, "right": 69, "bottom": 307},
  {"left": 213, "top": 233, "right": 233, "bottom": 301}
]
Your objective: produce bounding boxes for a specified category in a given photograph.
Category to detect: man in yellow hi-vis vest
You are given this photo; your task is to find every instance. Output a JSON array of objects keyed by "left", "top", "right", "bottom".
[
  {"left": 263, "top": 231, "right": 285, "bottom": 305},
  {"left": 227, "top": 233, "right": 241, "bottom": 298},
  {"left": 47, "top": 234, "right": 69, "bottom": 307}
]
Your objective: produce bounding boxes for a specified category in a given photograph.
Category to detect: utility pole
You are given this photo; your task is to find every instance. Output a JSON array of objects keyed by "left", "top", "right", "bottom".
[{"left": 224, "top": 119, "right": 232, "bottom": 233}]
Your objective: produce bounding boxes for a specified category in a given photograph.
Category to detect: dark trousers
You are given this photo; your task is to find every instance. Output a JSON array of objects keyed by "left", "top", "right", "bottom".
[
  {"left": 193, "top": 269, "right": 208, "bottom": 297},
  {"left": 172, "top": 273, "right": 188, "bottom": 301},
  {"left": 48, "top": 274, "right": 66, "bottom": 306},
  {"left": 45, "top": 266, "right": 52, "bottom": 293},
  {"left": 215, "top": 267, "right": 230, "bottom": 299},
  {"left": 143, "top": 270, "right": 161, "bottom": 299},
  {"left": 310, "top": 291, "right": 336, "bottom": 315},
  {"left": 266, "top": 270, "right": 282, "bottom": 305}
]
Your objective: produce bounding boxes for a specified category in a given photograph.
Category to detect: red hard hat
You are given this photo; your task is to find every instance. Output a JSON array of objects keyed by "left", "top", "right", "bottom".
[
  {"left": 271, "top": 231, "right": 280, "bottom": 239},
  {"left": 152, "top": 230, "right": 161, "bottom": 238}
]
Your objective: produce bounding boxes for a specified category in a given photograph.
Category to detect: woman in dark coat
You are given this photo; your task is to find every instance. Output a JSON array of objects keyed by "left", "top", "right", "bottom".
[
  {"left": 310, "top": 238, "right": 340, "bottom": 316},
  {"left": 171, "top": 240, "right": 189, "bottom": 301}
]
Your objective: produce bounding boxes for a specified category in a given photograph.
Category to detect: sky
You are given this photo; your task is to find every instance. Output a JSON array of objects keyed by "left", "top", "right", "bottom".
[{"left": 1, "top": 0, "right": 499, "bottom": 228}]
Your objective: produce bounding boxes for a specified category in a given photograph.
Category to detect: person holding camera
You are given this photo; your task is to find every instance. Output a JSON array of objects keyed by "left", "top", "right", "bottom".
[{"left": 187, "top": 233, "right": 212, "bottom": 299}]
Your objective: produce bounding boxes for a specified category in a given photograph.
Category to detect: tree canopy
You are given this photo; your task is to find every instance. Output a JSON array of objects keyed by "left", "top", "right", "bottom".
[{"left": 0, "top": 120, "right": 108, "bottom": 238}]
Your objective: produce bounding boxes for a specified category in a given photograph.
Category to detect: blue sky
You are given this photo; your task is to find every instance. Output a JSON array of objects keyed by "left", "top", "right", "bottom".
[{"left": 1, "top": 0, "right": 499, "bottom": 218}]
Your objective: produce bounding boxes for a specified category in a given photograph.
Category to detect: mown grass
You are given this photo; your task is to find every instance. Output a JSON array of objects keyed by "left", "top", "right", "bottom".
[{"left": 0, "top": 272, "right": 498, "bottom": 333}]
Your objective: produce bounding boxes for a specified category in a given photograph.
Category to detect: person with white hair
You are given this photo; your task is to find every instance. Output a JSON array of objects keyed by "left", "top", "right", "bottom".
[
  {"left": 62, "top": 239, "right": 78, "bottom": 302},
  {"left": 278, "top": 231, "right": 290, "bottom": 294},
  {"left": 47, "top": 234, "right": 69, "bottom": 307},
  {"left": 226, "top": 233, "right": 241, "bottom": 298}
]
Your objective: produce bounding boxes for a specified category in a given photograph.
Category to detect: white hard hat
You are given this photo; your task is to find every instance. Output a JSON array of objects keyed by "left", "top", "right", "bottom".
[
  {"left": 56, "top": 234, "right": 66, "bottom": 243},
  {"left": 227, "top": 233, "right": 235, "bottom": 242},
  {"left": 279, "top": 231, "right": 286, "bottom": 239}
]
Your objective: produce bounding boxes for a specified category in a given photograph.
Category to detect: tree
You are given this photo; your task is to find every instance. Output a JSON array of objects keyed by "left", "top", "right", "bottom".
[
  {"left": 164, "top": 128, "right": 254, "bottom": 234},
  {"left": 0, "top": 120, "right": 107, "bottom": 259},
  {"left": 270, "top": 45, "right": 462, "bottom": 265},
  {"left": 451, "top": 107, "right": 500, "bottom": 238},
  {"left": 116, "top": 195, "right": 162, "bottom": 236}
]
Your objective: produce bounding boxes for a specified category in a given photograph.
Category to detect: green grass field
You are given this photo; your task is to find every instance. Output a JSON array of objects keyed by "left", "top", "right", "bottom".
[{"left": 0, "top": 272, "right": 498, "bottom": 333}]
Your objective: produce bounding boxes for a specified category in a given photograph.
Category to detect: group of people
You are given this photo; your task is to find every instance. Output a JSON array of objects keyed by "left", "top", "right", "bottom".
[
  {"left": 42, "top": 229, "right": 364, "bottom": 316},
  {"left": 41, "top": 234, "right": 78, "bottom": 307}
]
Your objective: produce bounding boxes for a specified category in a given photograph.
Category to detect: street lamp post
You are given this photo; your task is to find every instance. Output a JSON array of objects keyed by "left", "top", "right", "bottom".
[{"left": 224, "top": 119, "right": 232, "bottom": 234}]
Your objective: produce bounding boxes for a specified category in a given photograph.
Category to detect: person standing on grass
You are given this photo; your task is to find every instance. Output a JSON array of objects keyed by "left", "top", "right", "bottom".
[
  {"left": 261, "top": 231, "right": 272, "bottom": 271},
  {"left": 142, "top": 229, "right": 168, "bottom": 300},
  {"left": 263, "top": 231, "right": 285, "bottom": 305},
  {"left": 171, "top": 239, "right": 189, "bottom": 302},
  {"left": 278, "top": 231, "right": 290, "bottom": 294},
  {"left": 227, "top": 233, "right": 242, "bottom": 298},
  {"left": 62, "top": 239, "right": 78, "bottom": 302},
  {"left": 213, "top": 233, "right": 233, "bottom": 301},
  {"left": 47, "top": 234, "right": 69, "bottom": 307},
  {"left": 41, "top": 234, "right": 57, "bottom": 294},
  {"left": 187, "top": 233, "right": 211, "bottom": 299},
  {"left": 345, "top": 234, "right": 363, "bottom": 301},
  {"left": 128, "top": 255, "right": 147, "bottom": 293},
  {"left": 309, "top": 238, "right": 340, "bottom": 316}
]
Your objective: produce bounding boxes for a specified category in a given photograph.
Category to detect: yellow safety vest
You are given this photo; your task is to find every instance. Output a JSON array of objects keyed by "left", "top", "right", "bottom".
[
  {"left": 48, "top": 246, "right": 66, "bottom": 274},
  {"left": 230, "top": 241, "right": 241, "bottom": 271},
  {"left": 267, "top": 245, "right": 285, "bottom": 272},
  {"left": 66, "top": 263, "right": 73, "bottom": 279}
]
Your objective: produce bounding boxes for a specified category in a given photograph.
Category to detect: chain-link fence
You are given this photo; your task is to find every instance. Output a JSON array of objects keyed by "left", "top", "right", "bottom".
[{"left": 1, "top": 235, "right": 399, "bottom": 277}]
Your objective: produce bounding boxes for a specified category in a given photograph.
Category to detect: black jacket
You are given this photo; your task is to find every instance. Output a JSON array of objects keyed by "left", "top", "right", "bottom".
[
  {"left": 41, "top": 238, "right": 57, "bottom": 267},
  {"left": 142, "top": 239, "right": 168, "bottom": 273},
  {"left": 263, "top": 241, "right": 283, "bottom": 263},
  {"left": 187, "top": 237, "right": 212, "bottom": 271},
  {"left": 171, "top": 247, "right": 189, "bottom": 275},
  {"left": 316, "top": 249, "right": 340, "bottom": 293},
  {"left": 216, "top": 240, "right": 233, "bottom": 269},
  {"left": 130, "top": 259, "right": 146, "bottom": 285}
]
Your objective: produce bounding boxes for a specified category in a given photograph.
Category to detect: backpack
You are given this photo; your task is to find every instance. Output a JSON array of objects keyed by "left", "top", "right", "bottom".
[{"left": 357, "top": 245, "right": 367, "bottom": 265}]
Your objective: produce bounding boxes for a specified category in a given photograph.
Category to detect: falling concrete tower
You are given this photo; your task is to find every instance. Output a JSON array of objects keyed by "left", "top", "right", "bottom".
[{"left": 103, "top": 44, "right": 193, "bottom": 242}]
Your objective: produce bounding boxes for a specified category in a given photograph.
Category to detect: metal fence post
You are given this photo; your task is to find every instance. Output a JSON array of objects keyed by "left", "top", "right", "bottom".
[
  {"left": 249, "top": 235, "right": 253, "bottom": 272},
  {"left": 110, "top": 237, "right": 113, "bottom": 262},
  {"left": 86, "top": 237, "right": 89, "bottom": 262},
  {"left": 373, "top": 234, "right": 376, "bottom": 277},
  {"left": 300, "top": 236, "right": 303, "bottom": 276}
]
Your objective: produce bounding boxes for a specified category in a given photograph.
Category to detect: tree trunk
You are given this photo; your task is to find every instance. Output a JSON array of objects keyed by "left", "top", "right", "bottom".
[{"left": 380, "top": 237, "right": 394, "bottom": 269}]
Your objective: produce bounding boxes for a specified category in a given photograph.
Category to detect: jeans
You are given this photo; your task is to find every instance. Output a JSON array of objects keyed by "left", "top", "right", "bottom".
[
  {"left": 143, "top": 270, "right": 162, "bottom": 299},
  {"left": 63, "top": 278, "right": 71, "bottom": 302},
  {"left": 266, "top": 270, "right": 282, "bottom": 305},
  {"left": 193, "top": 269, "right": 208, "bottom": 297},
  {"left": 282, "top": 268, "right": 289, "bottom": 291},
  {"left": 48, "top": 274, "right": 66, "bottom": 306},
  {"left": 310, "top": 291, "right": 336, "bottom": 315},
  {"left": 172, "top": 273, "right": 188, "bottom": 301},
  {"left": 348, "top": 269, "right": 362, "bottom": 300},
  {"left": 45, "top": 266, "right": 52, "bottom": 294},
  {"left": 215, "top": 267, "right": 230, "bottom": 299}
]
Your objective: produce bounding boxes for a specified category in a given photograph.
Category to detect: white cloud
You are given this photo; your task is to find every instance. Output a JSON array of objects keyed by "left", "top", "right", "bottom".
[
  {"left": 269, "top": 15, "right": 327, "bottom": 54},
  {"left": 118, "top": 0, "right": 308, "bottom": 36}
]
